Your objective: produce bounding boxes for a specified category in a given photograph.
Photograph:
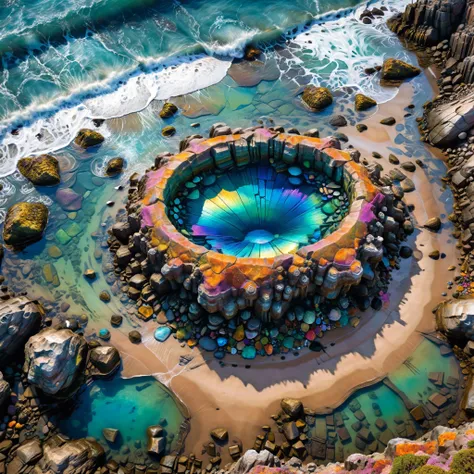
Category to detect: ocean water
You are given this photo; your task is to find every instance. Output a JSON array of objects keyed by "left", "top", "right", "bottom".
[{"left": 0, "top": 0, "right": 412, "bottom": 176}]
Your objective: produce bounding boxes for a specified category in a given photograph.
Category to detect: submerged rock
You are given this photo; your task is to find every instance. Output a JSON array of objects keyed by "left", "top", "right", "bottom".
[
  {"left": 74, "top": 128, "right": 105, "bottom": 148},
  {"left": 355, "top": 93, "right": 377, "bottom": 111},
  {"left": 159, "top": 102, "right": 178, "bottom": 119},
  {"left": 24, "top": 328, "right": 88, "bottom": 396},
  {"left": 162, "top": 126, "right": 176, "bottom": 137},
  {"left": 3, "top": 202, "right": 49, "bottom": 248},
  {"left": 17, "top": 154, "right": 60, "bottom": 186},
  {"left": 56, "top": 188, "right": 83, "bottom": 211},
  {"left": 302, "top": 86, "right": 333, "bottom": 111},
  {"left": 244, "top": 45, "right": 262, "bottom": 61},
  {"left": 381, "top": 58, "right": 421, "bottom": 84}
]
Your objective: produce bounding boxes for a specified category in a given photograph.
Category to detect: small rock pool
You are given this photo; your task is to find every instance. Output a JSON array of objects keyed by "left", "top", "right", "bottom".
[{"left": 57, "top": 376, "right": 187, "bottom": 463}]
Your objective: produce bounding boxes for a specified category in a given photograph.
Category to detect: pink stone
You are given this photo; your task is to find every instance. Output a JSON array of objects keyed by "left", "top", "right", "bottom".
[{"left": 56, "top": 188, "right": 83, "bottom": 211}]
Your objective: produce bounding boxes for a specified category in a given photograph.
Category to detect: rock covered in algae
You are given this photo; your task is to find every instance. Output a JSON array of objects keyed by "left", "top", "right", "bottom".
[
  {"left": 301, "top": 85, "right": 333, "bottom": 111},
  {"left": 381, "top": 58, "right": 421, "bottom": 83},
  {"left": 354, "top": 93, "right": 377, "bottom": 111},
  {"left": 105, "top": 157, "right": 124, "bottom": 176},
  {"left": 74, "top": 128, "right": 105, "bottom": 148},
  {"left": 159, "top": 102, "right": 178, "bottom": 119},
  {"left": 3, "top": 202, "right": 49, "bottom": 248},
  {"left": 162, "top": 125, "right": 176, "bottom": 137},
  {"left": 17, "top": 154, "right": 60, "bottom": 186},
  {"left": 24, "top": 328, "right": 87, "bottom": 395}
]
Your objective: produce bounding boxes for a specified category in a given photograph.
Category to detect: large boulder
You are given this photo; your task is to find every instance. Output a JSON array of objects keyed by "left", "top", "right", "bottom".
[
  {"left": 24, "top": 328, "right": 88, "bottom": 395},
  {"left": 427, "top": 92, "right": 474, "bottom": 146},
  {"left": 301, "top": 86, "right": 333, "bottom": 111},
  {"left": 3, "top": 202, "right": 49, "bottom": 248},
  {"left": 33, "top": 438, "right": 104, "bottom": 474},
  {"left": 17, "top": 154, "right": 60, "bottom": 186},
  {"left": 74, "top": 129, "right": 104, "bottom": 148},
  {"left": 381, "top": 58, "right": 421, "bottom": 84},
  {"left": 230, "top": 450, "right": 279, "bottom": 474},
  {"left": 0, "top": 295, "right": 42, "bottom": 362},
  {"left": 435, "top": 298, "right": 474, "bottom": 342},
  {"left": 89, "top": 345, "right": 121, "bottom": 377}
]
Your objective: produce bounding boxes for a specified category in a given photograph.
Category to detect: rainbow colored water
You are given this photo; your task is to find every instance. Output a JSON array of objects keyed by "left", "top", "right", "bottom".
[{"left": 171, "top": 165, "right": 350, "bottom": 258}]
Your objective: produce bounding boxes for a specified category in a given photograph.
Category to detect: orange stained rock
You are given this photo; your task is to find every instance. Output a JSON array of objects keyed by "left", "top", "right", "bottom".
[
  {"left": 233, "top": 325, "right": 245, "bottom": 342},
  {"left": 438, "top": 432, "right": 456, "bottom": 446},
  {"left": 372, "top": 459, "right": 391, "bottom": 473},
  {"left": 206, "top": 252, "right": 237, "bottom": 274},
  {"left": 395, "top": 441, "right": 436, "bottom": 456},
  {"left": 334, "top": 248, "right": 357, "bottom": 267}
]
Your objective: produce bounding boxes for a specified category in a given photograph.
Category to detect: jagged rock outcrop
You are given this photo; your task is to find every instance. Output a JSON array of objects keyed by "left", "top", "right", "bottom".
[
  {"left": 0, "top": 295, "right": 42, "bottom": 362},
  {"left": 0, "top": 371, "right": 10, "bottom": 409},
  {"left": 230, "top": 450, "right": 280, "bottom": 474},
  {"left": 24, "top": 328, "right": 88, "bottom": 396},
  {"left": 381, "top": 58, "right": 421, "bottom": 84},
  {"left": 32, "top": 437, "right": 104, "bottom": 474},
  {"left": 3, "top": 202, "right": 49, "bottom": 248},
  {"left": 435, "top": 298, "right": 474, "bottom": 341},
  {"left": 17, "top": 154, "right": 60, "bottom": 186},
  {"left": 426, "top": 91, "right": 474, "bottom": 145},
  {"left": 388, "top": 0, "right": 466, "bottom": 46}
]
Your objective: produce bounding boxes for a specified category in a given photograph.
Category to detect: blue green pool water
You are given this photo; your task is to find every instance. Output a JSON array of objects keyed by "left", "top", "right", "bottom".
[{"left": 58, "top": 376, "right": 186, "bottom": 461}]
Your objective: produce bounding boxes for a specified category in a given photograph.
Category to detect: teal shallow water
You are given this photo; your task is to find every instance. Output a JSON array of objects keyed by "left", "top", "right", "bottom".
[{"left": 58, "top": 376, "right": 186, "bottom": 462}]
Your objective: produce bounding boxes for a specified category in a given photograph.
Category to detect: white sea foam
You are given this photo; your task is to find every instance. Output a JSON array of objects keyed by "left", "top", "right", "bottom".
[
  {"left": 281, "top": 0, "right": 414, "bottom": 103},
  {"left": 0, "top": 54, "right": 231, "bottom": 177}
]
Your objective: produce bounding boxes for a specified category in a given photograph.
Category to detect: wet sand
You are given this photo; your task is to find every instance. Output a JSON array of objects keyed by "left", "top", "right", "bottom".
[{"left": 87, "top": 77, "right": 457, "bottom": 462}]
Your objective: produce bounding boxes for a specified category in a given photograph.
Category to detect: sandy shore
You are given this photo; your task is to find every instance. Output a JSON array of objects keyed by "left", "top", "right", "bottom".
[{"left": 84, "top": 74, "right": 458, "bottom": 463}]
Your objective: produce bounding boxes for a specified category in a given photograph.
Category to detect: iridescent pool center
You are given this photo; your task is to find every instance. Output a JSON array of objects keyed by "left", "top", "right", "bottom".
[{"left": 168, "top": 165, "right": 351, "bottom": 258}]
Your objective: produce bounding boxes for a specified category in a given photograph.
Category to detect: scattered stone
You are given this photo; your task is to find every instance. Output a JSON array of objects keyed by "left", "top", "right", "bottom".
[
  {"left": 105, "top": 157, "right": 125, "bottom": 176},
  {"left": 84, "top": 269, "right": 96, "bottom": 280},
  {"left": 159, "top": 102, "right": 178, "bottom": 119},
  {"left": 356, "top": 124, "right": 368, "bottom": 132},
  {"left": 162, "top": 126, "right": 176, "bottom": 137},
  {"left": 99, "top": 291, "right": 111, "bottom": 302},
  {"left": 211, "top": 428, "right": 228, "bottom": 442},
  {"left": 424, "top": 217, "right": 442, "bottom": 232},
  {"left": 103, "top": 428, "right": 119, "bottom": 443},
  {"left": 329, "top": 115, "right": 347, "bottom": 127},
  {"left": 380, "top": 117, "right": 396, "bottom": 126},
  {"left": 128, "top": 331, "right": 142, "bottom": 344},
  {"left": 429, "top": 250, "right": 440, "bottom": 260},
  {"left": 381, "top": 58, "right": 421, "bottom": 84},
  {"left": 111, "top": 314, "right": 123, "bottom": 327}
]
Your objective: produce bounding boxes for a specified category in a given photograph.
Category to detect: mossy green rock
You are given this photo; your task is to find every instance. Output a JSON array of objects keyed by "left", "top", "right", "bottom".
[
  {"left": 381, "top": 58, "right": 421, "bottom": 82},
  {"left": 162, "top": 126, "right": 176, "bottom": 137},
  {"left": 355, "top": 93, "right": 377, "bottom": 111},
  {"left": 390, "top": 454, "right": 428, "bottom": 474},
  {"left": 412, "top": 467, "right": 447, "bottom": 474},
  {"left": 105, "top": 157, "right": 124, "bottom": 176},
  {"left": 449, "top": 448, "right": 474, "bottom": 474},
  {"left": 302, "top": 86, "right": 333, "bottom": 111},
  {"left": 55, "top": 229, "right": 71, "bottom": 245},
  {"left": 159, "top": 102, "right": 178, "bottom": 119},
  {"left": 3, "top": 202, "right": 48, "bottom": 248},
  {"left": 17, "top": 154, "right": 60, "bottom": 186},
  {"left": 74, "top": 128, "right": 105, "bottom": 148}
]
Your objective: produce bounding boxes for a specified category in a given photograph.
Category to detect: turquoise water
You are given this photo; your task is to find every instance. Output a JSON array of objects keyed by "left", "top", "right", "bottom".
[{"left": 58, "top": 376, "right": 186, "bottom": 461}]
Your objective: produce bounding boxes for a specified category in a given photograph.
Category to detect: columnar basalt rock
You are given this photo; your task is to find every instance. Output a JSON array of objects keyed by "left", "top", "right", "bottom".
[{"left": 108, "top": 127, "right": 412, "bottom": 350}]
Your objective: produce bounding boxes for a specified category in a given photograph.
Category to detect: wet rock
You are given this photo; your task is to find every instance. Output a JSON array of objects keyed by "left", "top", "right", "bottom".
[
  {"left": 111, "top": 314, "right": 123, "bottom": 326},
  {"left": 429, "top": 250, "right": 440, "bottom": 260},
  {"left": 84, "top": 269, "right": 96, "bottom": 280},
  {"left": 389, "top": 154, "right": 400, "bottom": 165},
  {"left": 380, "top": 117, "right": 396, "bottom": 126},
  {"left": 105, "top": 157, "right": 124, "bottom": 176},
  {"left": 302, "top": 86, "right": 333, "bottom": 111},
  {"left": 162, "top": 126, "right": 176, "bottom": 137},
  {"left": 355, "top": 93, "right": 377, "bottom": 111},
  {"left": 244, "top": 45, "right": 262, "bottom": 61},
  {"left": 329, "top": 115, "right": 347, "bottom": 127},
  {"left": 99, "top": 291, "right": 111, "bottom": 302},
  {"left": 24, "top": 327, "right": 88, "bottom": 395},
  {"left": 436, "top": 298, "right": 474, "bottom": 342},
  {"left": 33, "top": 438, "right": 105, "bottom": 474},
  {"left": 74, "top": 128, "right": 105, "bottom": 148},
  {"left": 56, "top": 188, "right": 83, "bottom": 211},
  {"left": 399, "top": 246, "right": 413, "bottom": 259},
  {"left": 401, "top": 178, "right": 415, "bottom": 192},
  {"left": 381, "top": 58, "right": 421, "bottom": 84},
  {"left": 0, "top": 295, "right": 42, "bottom": 363},
  {"left": 401, "top": 161, "right": 416, "bottom": 172},
  {"left": 356, "top": 124, "right": 368, "bottom": 132},
  {"left": 159, "top": 102, "right": 178, "bottom": 119},
  {"left": 3, "top": 202, "right": 49, "bottom": 248},
  {"left": 103, "top": 428, "right": 119, "bottom": 443},
  {"left": 89, "top": 345, "right": 121, "bottom": 376},
  {"left": 147, "top": 425, "right": 166, "bottom": 455},
  {"left": 211, "top": 428, "right": 229, "bottom": 442},
  {"left": 281, "top": 398, "right": 303, "bottom": 418},
  {"left": 17, "top": 154, "right": 60, "bottom": 186},
  {"left": 424, "top": 217, "right": 442, "bottom": 232},
  {"left": 15, "top": 438, "right": 43, "bottom": 465},
  {"left": 128, "top": 330, "right": 142, "bottom": 344}
]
